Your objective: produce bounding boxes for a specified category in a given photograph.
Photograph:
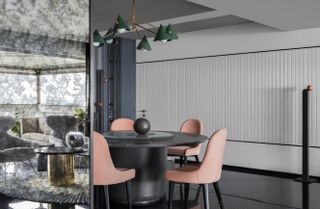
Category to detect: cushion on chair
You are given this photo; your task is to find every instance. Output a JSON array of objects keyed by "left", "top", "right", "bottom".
[
  {"left": 21, "top": 118, "right": 41, "bottom": 134},
  {"left": 167, "top": 144, "right": 201, "bottom": 156},
  {"left": 165, "top": 165, "right": 201, "bottom": 184}
]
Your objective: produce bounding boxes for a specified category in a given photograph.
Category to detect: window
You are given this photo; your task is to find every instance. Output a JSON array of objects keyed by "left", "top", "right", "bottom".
[
  {"left": 40, "top": 73, "right": 86, "bottom": 106},
  {"left": 0, "top": 74, "right": 37, "bottom": 104}
]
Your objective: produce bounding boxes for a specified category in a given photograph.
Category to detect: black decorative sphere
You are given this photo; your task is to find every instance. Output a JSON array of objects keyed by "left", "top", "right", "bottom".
[{"left": 134, "top": 118, "right": 151, "bottom": 135}]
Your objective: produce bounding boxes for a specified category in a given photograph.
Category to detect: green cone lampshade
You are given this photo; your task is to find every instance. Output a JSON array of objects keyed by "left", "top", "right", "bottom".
[
  {"left": 93, "top": 30, "right": 105, "bottom": 47},
  {"left": 166, "top": 24, "right": 178, "bottom": 41},
  {"left": 154, "top": 24, "right": 169, "bottom": 43},
  {"left": 104, "top": 27, "right": 116, "bottom": 44},
  {"left": 137, "top": 36, "right": 151, "bottom": 51},
  {"left": 114, "top": 15, "right": 130, "bottom": 33}
]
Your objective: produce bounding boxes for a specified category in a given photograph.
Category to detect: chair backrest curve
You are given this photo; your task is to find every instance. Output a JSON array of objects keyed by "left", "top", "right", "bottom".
[
  {"left": 110, "top": 118, "right": 134, "bottom": 131},
  {"left": 198, "top": 128, "right": 227, "bottom": 183},
  {"left": 179, "top": 119, "right": 204, "bottom": 135},
  {"left": 93, "top": 131, "right": 117, "bottom": 185}
]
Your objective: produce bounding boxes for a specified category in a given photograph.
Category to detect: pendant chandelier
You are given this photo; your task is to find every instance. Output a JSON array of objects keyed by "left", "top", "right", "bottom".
[{"left": 93, "top": 0, "right": 179, "bottom": 51}]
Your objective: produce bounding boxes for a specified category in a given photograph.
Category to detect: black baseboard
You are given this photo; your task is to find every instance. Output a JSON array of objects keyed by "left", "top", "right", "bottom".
[{"left": 173, "top": 158, "right": 320, "bottom": 181}]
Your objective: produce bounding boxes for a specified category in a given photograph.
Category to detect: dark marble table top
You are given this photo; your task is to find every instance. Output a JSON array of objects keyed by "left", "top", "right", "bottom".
[
  {"left": 34, "top": 146, "right": 85, "bottom": 155},
  {"left": 103, "top": 131, "right": 208, "bottom": 148}
]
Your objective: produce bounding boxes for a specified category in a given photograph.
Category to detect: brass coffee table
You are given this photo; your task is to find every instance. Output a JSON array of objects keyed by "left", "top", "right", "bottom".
[{"left": 35, "top": 147, "right": 84, "bottom": 186}]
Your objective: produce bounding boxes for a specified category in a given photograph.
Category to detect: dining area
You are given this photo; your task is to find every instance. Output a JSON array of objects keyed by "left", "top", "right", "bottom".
[{"left": 93, "top": 117, "right": 227, "bottom": 209}]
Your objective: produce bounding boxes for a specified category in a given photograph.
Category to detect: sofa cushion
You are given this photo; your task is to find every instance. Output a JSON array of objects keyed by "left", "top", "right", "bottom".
[{"left": 21, "top": 117, "right": 41, "bottom": 134}]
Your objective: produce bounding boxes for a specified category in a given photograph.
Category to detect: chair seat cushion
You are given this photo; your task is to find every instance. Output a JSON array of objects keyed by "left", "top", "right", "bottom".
[
  {"left": 165, "top": 165, "right": 201, "bottom": 184},
  {"left": 104, "top": 168, "right": 136, "bottom": 186},
  {"left": 167, "top": 144, "right": 201, "bottom": 156}
]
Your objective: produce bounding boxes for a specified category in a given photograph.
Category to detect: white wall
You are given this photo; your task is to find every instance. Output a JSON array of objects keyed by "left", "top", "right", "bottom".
[{"left": 136, "top": 23, "right": 320, "bottom": 176}]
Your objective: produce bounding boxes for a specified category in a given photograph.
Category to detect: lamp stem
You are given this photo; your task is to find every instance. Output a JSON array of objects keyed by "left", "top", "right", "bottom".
[
  {"left": 132, "top": 0, "right": 136, "bottom": 25},
  {"left": 135, "top": 23, "right": 157, "bottom": 35}
]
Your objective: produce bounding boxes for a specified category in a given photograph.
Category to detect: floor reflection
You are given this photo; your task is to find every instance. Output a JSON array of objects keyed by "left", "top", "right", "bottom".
[{"left": 106, "top": 170, "right": 320, "bottom": 209}]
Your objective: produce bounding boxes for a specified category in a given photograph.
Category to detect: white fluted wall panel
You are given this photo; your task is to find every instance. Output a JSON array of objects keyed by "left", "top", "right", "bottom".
[{"left": 137, "top": 47, "right": 320, "bottom": 146}]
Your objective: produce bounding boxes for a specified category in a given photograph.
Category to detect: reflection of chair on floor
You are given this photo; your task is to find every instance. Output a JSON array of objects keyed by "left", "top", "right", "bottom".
[{"left": 0, "top": 116, "right": 39, "bottom": 180}]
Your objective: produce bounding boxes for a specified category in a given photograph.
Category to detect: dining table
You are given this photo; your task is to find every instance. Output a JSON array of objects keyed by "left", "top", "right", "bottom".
[{"left": 103, "top": 130, "right": 208, "bottom": 205}]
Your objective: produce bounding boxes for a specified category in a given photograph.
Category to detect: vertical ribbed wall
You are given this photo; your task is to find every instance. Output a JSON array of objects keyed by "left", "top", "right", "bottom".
[{"left": 137, "top": 47, "right": 320, "bottom": 146}]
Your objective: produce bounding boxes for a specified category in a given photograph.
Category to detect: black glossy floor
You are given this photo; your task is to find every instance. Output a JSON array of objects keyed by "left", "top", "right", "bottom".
[
  {"left": 106, "top": 170, "right": 319, "bottom": 209},
  {"left": 1, "top": 163, "right": 320, "bottom": 209}
]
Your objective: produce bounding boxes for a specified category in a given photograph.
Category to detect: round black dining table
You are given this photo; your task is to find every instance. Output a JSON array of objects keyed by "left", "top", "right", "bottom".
[{"left": 103, "top": 131, "right": 208, "bottom": 205}]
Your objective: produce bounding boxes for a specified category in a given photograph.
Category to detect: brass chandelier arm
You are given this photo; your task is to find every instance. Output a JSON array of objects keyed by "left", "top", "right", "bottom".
[
  {"left": 134, "top": 23, "right": 157, "bottom": 35},
  {"left": 135, "top": 17, "right": 158, "bottom": 29},
  {"left": 134, "top": 26, "right": 143, "bottom": 40}
]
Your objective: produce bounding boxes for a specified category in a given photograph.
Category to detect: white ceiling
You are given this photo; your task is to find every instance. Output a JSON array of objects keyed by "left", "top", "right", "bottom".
[
  {"left": 187, "top": 0, "right": 320, "bottom": 31},
  {"left": 0, "top": 0, "right": 319, "bottom": 43}
]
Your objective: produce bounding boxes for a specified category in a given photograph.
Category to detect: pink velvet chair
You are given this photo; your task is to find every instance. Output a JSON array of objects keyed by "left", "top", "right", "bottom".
[
  {"left": 110, "top": 118, "right": 134, "bottom": 131},
  {"left": 165, "top": 129, "right": 227, "bottom": 209},
  {"left": 168, "top": 119, "right": 204, "bottom": 165},
  {"left": 93, "top": 132, "right": 136, "bottom": 209}
]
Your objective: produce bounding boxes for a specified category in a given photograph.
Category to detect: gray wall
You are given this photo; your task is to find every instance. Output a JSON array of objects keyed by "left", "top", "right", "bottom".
[{"left": 136, "top": 23, "right": 320, "bottom": 176}]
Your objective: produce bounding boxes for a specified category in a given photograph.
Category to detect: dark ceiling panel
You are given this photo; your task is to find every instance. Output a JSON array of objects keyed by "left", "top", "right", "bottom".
[
  {"left": 118, "top": 15, "right": 251, "bottom": 40},
  {"left": 92, "top": 0, "right": 213, "bottom": 30}
]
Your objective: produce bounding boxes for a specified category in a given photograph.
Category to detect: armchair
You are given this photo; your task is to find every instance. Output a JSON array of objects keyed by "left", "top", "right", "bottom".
[{"left": 0, "top": 116, "right": 39, "bottom": 179}]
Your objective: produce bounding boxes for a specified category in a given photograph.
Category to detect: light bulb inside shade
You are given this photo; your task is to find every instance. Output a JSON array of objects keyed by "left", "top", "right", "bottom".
[
  {"left": 117, "top": 28, "right": 126, "bottom": 33},
  {"left": 106, "top": 39, "right": 114, "bottom": 44},
  {"left": 161, "top": 39, "right": 168, "bottom": 43},
  {"left": 93, "top": 42, "right": 100, "bottom": 47}
]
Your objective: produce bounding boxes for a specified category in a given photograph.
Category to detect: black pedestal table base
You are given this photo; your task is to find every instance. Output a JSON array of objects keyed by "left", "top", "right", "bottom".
[{"left": 109, "top": 147, "right": 167, "bottom": 205}]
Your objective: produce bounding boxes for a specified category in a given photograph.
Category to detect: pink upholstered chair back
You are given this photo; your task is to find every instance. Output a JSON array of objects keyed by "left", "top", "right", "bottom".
[
  {"left": 179, "top": 119, "right": 203, "bottom": 135},
  {"left": 93, "top": 131, "right": 116, "bottom": 185},
  {"left": 110, "top": 118, "right": 134, "bottom": 131},
  {"left": 198, "top": 129, "right": 227, "bottom": 183}
]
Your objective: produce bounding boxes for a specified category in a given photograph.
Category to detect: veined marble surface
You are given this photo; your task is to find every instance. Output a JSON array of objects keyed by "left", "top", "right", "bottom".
[{"left": 0, "top": 0, "right": 89, "bottom": 42}]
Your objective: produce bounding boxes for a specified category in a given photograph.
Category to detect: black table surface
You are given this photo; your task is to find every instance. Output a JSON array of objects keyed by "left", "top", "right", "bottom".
[
  {"left": 34, "top": 146, "right": 85, "bottom": 155},
  {"left": 103, "top": 131, "right": 208, "bottom": 148}
]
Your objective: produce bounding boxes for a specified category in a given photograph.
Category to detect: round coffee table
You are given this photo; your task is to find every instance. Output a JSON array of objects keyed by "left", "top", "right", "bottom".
[
  {"left": 103, "top": 131, "right": 208, "bottom": 205},
  {"left": 34, "top": 147, "right": 84, "bottom": 186}
]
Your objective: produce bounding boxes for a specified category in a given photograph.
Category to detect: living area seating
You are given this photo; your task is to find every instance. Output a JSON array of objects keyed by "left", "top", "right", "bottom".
[
  {"left": 93, "top": 131, "right": 135, "bottom": 209},
  {"left": 165, "top": 128, "right": 227, "bottom": 209},
  {"left": 20, "top": 117, "right": 51, "bottom": 146},
  {"left": 0, "top": 116, "right": 39, "bottom": 179},
  {"left": 167, "top": 119, "right": 204, "bottom": 165},
  {"left": 46, "top": 115, "right": 77, "bottom": 146}
]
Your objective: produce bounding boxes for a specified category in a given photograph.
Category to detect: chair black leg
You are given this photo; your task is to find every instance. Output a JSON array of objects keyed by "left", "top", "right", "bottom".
[
  {"left": 202, "top": 184, "right": 209, "bottom": 209},
  {"left": 184, "top": 183, "right": 190, "bottom": 209},
  {"left": 180, "top": 156, "right": 183, "bottom": 167},
  {"left": 183, "top": 156, "right": 188, "bottom": 165},
  {"left": 126, "top": 180, "right": 132, "bottom": 209},
  {"left": 168, "top": 181, "right": 175, "bottom": 209},
  {"left": 213, "top": 182, "right": 224, "bottom": 209},
  {"left": 194, "top": 185, "right": 202, "bottom": 201},
  {"left": 103, "top": 186, "right": 110, "bottom": 209},
  {"left": 195, "top": 155, "right": 200, "bottom": 163},
  {"left": 28, "top": 160, "right": 37, "bottom": 173}
]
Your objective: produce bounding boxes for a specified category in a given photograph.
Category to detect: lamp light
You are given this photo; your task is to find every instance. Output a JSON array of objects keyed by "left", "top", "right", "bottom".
[
  {"left": 154, "top": 24, "right": 169, "bottom": 43},
  {"left": 114, "top": 15, "right": 131, "bottom": 33},
  {"left": 166, "top": 24, "right": 178, "bottom": 41},
  {"left": 104, "top": 28, "right": 116, "bottom": 44},
  {"left": 93, "top": 30, "right": 105, "bottom": 47},
  {"left": 137, "top": 36, "right": 151, "bottom": 51}
]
